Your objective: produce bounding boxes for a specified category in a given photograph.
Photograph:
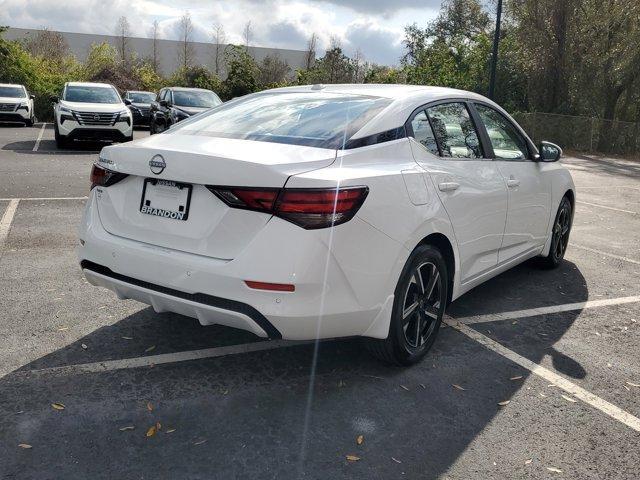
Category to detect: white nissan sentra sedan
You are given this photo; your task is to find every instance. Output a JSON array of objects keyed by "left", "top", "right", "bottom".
[{"left": 79, "top": 84, "right": 574, "bottom": 365}]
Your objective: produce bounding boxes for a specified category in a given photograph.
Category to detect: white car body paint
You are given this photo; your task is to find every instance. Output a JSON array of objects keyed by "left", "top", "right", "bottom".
[
  {"left": 78, "top": 85, "right": 575, "bottom": 341},
  {"left": 54, "top": 82, "right": 133, "bottom": 141},
  {"left": 0, "top": 83, "right": 34, "bottom": 124}
]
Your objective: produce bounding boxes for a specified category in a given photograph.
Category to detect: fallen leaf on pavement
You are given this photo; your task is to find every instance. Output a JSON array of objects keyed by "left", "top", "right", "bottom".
[
  {"left": 165, "top": 428, "right": 176, "bottom": 434},
  {"left": 346, "top": 455, "right": 360, "bottom": 462},
  {"left": 356, "top": 435, "right": 364, "bottom": 445},
  {"left": 419, "top": 384, "right": 426, "bottom": 389},
  {"left": 119, "top": 426, "right": 134, "bottom": 431},
  {"left": 391, "top": 457, "right": 402, "bottom": 464},
  {"left": 81, "top": 344, "right": 88, "bottom": 350},
  {"left": 51, "top": 403, "right": 65, "bottom": 410},
  {"left": 452, "top": 384, "right": 465, "bottom": 391},
  {"left": 561, "top": 394, "right": 577, "bottom": 403},
  {"left": 18, "top": 444, "right": 32, "bottom": 449},
  {"left": 146, "top": 426, "right": 156, "bottom": 437},
  {"left": 57, "top": 326, "right": 68, "bottom": 331},
  {"left": 524, "top": 459, "right": 532, "bottom": 465},
  {"left": 146, "top": 402, "right": 153, "bottom": 412},
  {"left": 122, "top": 336, "right": 133, "bottom": 340},
  {"left": 145, "top": 345, "right": 156, "bottom": 353},
  {"left": 194, "top": 439, "right": 207, "bottom": 445},
  {"left": 510, "top": 376, "right": 523, "bottom": 381},
  {"left": 497, "top": 400, "right": 510, "bottom": 406},
  {"left": 400, "top": 385, "right": 409, "bottom": 391},
  {"left": 547, "top": 467, "right": 562, "bottom": 473}
]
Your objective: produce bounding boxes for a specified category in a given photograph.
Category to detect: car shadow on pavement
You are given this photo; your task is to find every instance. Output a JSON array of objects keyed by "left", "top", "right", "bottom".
[
  {"left": 0, "top": 260, "right": 588, "bottom": 479},
  {"left": 567, "top": 154, "right": 640, "bottom": 178}
]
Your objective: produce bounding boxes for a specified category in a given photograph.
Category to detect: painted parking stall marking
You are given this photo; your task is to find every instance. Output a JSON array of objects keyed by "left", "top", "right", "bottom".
[
  {"left": 14, "top": 340, "right": 311, "bottom": 378},
  {"left": 451, "top": 295, "right": 640, "bottom": 325},
  {"left": 577, "top": 200, "right": 637, "bottom": 215},
  {"left": 0, "top": 199, "right": 19, "bottom": 252},
  {"left": 32, "top": 122, "right": 47, "bottom": 152},
  {"left": 570, "top": 243, "right": 640, "bottom": 266},
  {"left": 446, "top": 319, "right": 640, "bottom": 433}
]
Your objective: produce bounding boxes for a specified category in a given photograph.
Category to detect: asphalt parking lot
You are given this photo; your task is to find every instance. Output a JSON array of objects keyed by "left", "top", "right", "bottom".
[{"left": 1, "top": 122, "right": 639, "bottom": 479}]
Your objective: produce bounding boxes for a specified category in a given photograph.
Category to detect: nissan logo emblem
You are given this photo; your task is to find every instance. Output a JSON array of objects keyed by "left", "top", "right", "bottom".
[
  {"left": 149, "top": 155, "right": 166, "bottom": 175},
  {"left": 93, "top": 113, "right": 100, "bottom": 121}
]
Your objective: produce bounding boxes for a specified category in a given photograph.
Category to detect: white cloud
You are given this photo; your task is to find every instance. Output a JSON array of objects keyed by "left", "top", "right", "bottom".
[{"left": 1, "top": 0, "right": 441, "bottom": 65}]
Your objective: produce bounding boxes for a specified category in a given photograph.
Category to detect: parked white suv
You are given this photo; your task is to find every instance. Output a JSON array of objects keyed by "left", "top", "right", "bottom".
[
  {"left": 0, "top": 83, "right": 35, "bottom": 126},
  {"left": 54, "top": 82, "right": 132, "bottom": 148}
]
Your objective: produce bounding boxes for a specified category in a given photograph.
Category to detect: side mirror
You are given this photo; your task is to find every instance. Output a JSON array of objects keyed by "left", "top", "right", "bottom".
[
  {"left": 537, "top": 141, "right": 562, "bottom": 162},
  {"left": 159, "top": 99, "right": 170, "bottom": 108},
  {"left": 124, "top": 98, "right": 132, "bottom": 106},
  {"left": 29, "top": 94, "right": 35, "bottom": 100},
  {"left": 51, "top": 95, "right": 59, "bottom": 103}
]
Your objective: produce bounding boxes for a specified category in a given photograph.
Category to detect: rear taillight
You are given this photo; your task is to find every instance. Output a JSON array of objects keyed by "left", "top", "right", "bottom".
[
  {"left": 90, "top": 164, "right": 128, "bottom": 190},
  {"left": 207, "top": 186, "right": 369, "bottom": 230}
]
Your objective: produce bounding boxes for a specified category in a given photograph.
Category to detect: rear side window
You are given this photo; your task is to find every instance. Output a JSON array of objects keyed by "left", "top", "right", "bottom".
[
  {"left": 426, "top": 103, "right": 483, "bottom": 159},
  {"left": 410, "top": 111, "right": 439, "bottom": 156},
  {"left": 475, "top": 104, "right": 529, "bottom": 160},
  {"left": 175, "top": 92, "right": 391, "bottom": 149}
]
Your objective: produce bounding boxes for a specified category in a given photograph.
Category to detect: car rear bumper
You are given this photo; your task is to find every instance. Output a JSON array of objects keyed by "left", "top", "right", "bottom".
[{"left": 78, "top": 192, "right": 403, "bottom": 340}]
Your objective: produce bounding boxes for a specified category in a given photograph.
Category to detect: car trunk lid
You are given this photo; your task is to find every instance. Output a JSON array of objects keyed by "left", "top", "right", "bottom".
[{"left": 95, "top": 134, "right": 336, "bottom": 259}]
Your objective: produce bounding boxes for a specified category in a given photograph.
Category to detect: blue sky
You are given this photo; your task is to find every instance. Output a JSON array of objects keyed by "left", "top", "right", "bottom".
[{"left": 0, "top": 0, "right": 449, "bottom": 65}]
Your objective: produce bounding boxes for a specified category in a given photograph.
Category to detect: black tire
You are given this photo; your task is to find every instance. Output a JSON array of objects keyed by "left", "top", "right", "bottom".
[
  {"left": 540, "top": 196, "right": 573, "bottom": 269},
  {"left": 54, "top": 123, "right": 68, "bottom": 149},
  {"left": 25, "top": 117, "right": 34, "bottom": 127},
  {"left": 366, "top": 245, "right": 448, "bottom": 366},
  {"left": 123, "top": 135, "right": 133, "bottom": 143},
  {"left": 149, "top": 119, "right": 156, "bottom": 135}
]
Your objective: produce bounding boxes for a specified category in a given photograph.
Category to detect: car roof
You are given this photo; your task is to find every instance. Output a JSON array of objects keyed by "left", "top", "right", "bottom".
[
  {"left": 0, "top": 83, "right": 26, "bottom": 89},
  {"left": 126, "top": 90, "right": 155, "bottom": 94},
  {"left": 168, "top": 87, "right": 213, "bottom": 92},
  {"left": 268, "top": 83, "right": 487, "bottom": 102},
  {"left": 267, "top": 84, "right": 498, "bottom": 140},
  {"left": 66, "top": 82, "right": 115, "bottom": 88}
]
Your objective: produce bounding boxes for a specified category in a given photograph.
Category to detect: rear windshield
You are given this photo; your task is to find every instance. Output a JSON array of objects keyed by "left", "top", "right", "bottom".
[
  {"left": 174, "top": 92, "right": 391, "bottom": 149},
  {"left": 64, "top": 86, "right": 121, "bottom": 104},
  {"left": 0, "top": 86, "right": 26, "bottom": 98},
  {"left": 173, "top": 90, "right": 222, "bottom": 108},
  {"left": 128, "top": 92, "right": 155, "bottom": 103}
]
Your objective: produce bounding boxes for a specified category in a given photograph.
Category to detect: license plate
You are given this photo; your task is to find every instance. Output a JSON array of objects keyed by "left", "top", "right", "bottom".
[{"left": 140, "top": 178, "right": 192, "bottom": 221}]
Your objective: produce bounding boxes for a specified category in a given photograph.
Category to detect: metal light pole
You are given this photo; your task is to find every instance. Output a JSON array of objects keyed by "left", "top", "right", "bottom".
[{"left": 488, "top": 0, "right": 503, "bottom": 100}]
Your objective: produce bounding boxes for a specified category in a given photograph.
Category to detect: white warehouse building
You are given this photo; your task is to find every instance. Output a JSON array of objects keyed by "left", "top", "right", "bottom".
[{"left": 6, "top": 27, "right": 309, "bottom": 77}]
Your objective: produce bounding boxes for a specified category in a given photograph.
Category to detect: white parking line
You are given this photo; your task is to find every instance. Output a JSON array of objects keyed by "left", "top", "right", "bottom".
[
  {"left": 0, "top": 199, "right": 19, "bottom": 251},
  {"left": 21, "top": 340, "right": 311, "bottom": 377},
  {"left": 0, "top": 196, "right": 88, "bottom": 201},
  {"left": 446, "top": 319, "right": 640, "bottom": 433},
  {"left": 451, "top": 295, "right": 640, "bottom": 325},
  {"left": 578, "top": 185, "right": 640, "bottom": 190},
  {"left": 570, "top": 243, "right": 640, "bottom": 265},
  {"left": 577, "top": 200, "right": 637, "bottom": 215},
  {"left": 32, "top": 123, "right": 47, "bottom": 152}
]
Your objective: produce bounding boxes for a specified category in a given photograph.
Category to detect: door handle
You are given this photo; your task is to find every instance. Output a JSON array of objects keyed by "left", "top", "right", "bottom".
[
  {"left": 507, "top": 178, "right": 520, "bottom": 188},
  {"left": 438, "top": 182, "right": 460, "bottom": 192}
]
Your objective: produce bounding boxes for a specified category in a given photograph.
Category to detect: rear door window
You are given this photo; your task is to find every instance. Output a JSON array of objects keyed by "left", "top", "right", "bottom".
[
  {"left": 426, "top": 103, "right": 483, "bottom": 159},
  {"left": 410, "top": 110, "right": 439, "bottom": 156}
]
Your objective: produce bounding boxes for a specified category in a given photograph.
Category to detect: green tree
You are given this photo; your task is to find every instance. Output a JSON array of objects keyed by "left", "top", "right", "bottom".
[{"left": 222, "top": 45, "right": 259, "bottom": 99}]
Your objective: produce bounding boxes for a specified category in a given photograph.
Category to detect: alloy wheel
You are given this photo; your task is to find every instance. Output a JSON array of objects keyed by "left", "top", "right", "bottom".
[
  {"left": 401, "top": 261, "right": 443, "bottom": 349},
  {"left": 552, "top": 201, "right": 571, "bottom": 260}
]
